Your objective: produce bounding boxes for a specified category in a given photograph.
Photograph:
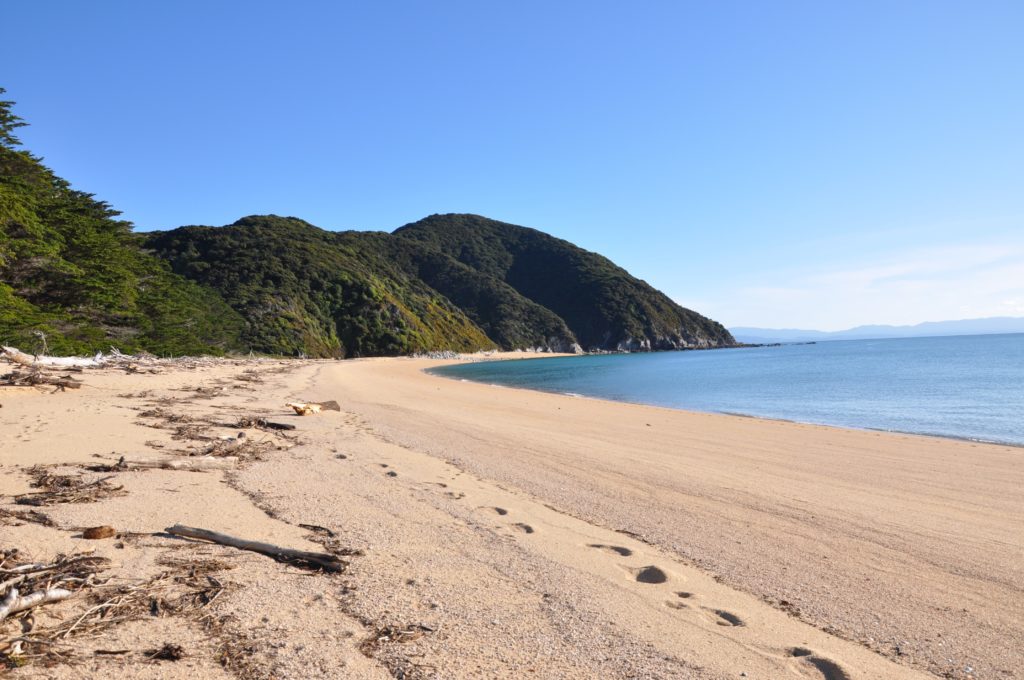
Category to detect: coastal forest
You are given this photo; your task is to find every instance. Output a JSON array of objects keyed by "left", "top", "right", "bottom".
[{"left": 0, "top": 92, "right": 735, "bottom": 358}]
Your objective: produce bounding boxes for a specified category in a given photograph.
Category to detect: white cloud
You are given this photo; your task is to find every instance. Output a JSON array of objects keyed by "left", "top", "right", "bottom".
[{"left": 693, "top": 238, "right": 1024, "bottom": 330}]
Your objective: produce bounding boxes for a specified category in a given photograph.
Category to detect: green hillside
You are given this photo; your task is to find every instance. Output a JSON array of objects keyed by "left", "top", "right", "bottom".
[
  {"left": 357, "top": 235, "right": 578, "bottom": 351},
  {"left": 394, "top": 214, "right": 734, "bottom": 350},
  {"left": 145, "top": 217, "right": 496, "bottom": 357},
  {"left": 0, "top": 90, "right": 243, "bottom": 355}
]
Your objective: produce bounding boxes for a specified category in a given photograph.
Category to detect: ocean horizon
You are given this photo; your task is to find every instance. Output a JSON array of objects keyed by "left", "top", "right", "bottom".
[{"left": 431, "top": 333, "right": 1024, "bottom": 447}]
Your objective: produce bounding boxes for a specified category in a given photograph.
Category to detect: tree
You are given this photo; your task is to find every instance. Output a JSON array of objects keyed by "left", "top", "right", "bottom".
[{"left": 0, "top": 88, "right": 27, "bottom": 149}]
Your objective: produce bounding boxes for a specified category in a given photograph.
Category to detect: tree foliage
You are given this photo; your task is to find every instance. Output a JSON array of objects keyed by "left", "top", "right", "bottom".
[
  {"left": 145, "top": 216, "right": 496, "bottom": 357},
  {"left": 395, "top": 214, "right": 736, "bottom": 350},
  {"left": 0, "top": 91, "right": 243, "bottom": 355}
]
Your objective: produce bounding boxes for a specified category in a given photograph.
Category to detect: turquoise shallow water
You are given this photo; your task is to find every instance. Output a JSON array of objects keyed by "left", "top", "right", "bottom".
[{"left": 430, "top": 333, "right": 1024, "bottom": 446}]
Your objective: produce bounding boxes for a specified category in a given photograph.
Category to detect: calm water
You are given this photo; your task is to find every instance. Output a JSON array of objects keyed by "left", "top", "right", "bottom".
[{"left": 431, "top": 334, "right": 1024, "bottom": 446}]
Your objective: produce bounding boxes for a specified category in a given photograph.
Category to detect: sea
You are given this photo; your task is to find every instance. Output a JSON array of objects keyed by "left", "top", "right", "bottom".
[{"left": 430, "top": 333, "right": 1024, "bottom": 446}]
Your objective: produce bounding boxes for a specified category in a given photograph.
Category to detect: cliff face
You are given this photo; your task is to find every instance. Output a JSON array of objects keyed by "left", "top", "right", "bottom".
[{"left": 394, "top": 214, "right": 735, "bottom": 352}]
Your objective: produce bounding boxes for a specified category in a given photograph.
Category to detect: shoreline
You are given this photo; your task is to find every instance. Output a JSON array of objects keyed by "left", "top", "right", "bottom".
[
  {"left": 336, "top": 357, "right": 1023, "bottom": 679},
  {"left": 443, "top": 368, "right": 1024, "bottom": 448},
  {"left": 427, "top": 350, "right": 1024, "bottom": 449},
  {"left": 1, "top": 355, "right": 1020, "bottom": 678}
]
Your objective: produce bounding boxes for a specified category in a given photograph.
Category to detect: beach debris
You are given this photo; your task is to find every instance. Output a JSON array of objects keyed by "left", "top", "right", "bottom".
[
  {"left": 0, "top": 508, "right": 56, "bottom": 528},
  {"left": 145, "top": 642, "right": 185, "bottom": 661},
  {"left": 235, "top": 416, "right": 296, "bottom": 431},
  {"left": 1, "top": 346, "right": 104, "bottom": 368},
  {"left": 199, "top": 432, "right": 276, "bottom": 459},
  {"left": 82, "top": 526, "right": 117, "bottom": 540},
  {"left": 0, "top": 368, "right": 83, "bottom": 391},
  {"left": 15, "top": 469, "right": 126, "bottom": 506},
  {"left": 359, "top": 623, "right": 434, "bottom": 655},
  {"left": 286, "top": 399, "right": 340, "bottom": 415},
  {"left": 298, "top": 524, "right": 336, "bottom": 537},
  {"left": 118, "top": 456, "right": 239, "bottom": 471},
  {"left": 0, "top": 553, "right": 230, "bottom": 667},
  {"left": 286, "top": 401, "right": 321, "bottom": 415},
  {"left": 165, "top": 524, "right": 346, "bottom": 572},
  {"left": 0, "top": 551, "right": 109, "bottom": 660},
  {"left": 0, "top": 586, "right": 75, "bottom": 622}
]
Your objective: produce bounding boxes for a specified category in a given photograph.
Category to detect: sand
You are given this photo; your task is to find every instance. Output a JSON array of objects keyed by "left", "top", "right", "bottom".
[{"left": 0, "top": 353, "right": 1020, "bottom": 679}]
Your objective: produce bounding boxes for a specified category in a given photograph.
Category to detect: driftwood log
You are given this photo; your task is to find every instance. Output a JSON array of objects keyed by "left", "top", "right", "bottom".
[
  {"left": 0, "top": 347, "right": 35, "bottom": 367},
  {"left": 125, "top": 456, "right": 239, "bottom": 471},
  {"left": 1, "top": 346, "right": 103, "bottom": 368},
  {"left": 164, "top": 524, "right": 344, "bottom": 572},
  {"left": 258, "top": 420, "right": 296, "bottom": 431}
]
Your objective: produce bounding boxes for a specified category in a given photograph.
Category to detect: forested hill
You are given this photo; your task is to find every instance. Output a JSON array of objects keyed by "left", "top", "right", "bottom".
[
  {"left": 0, "top": 90, "right": 243, "bottom": 355},
  {"left": 145, "top": 215, "right": 734, "bottom": 356},
  {"left": 394, "top": 214, "right": 734, "bottom": 351},
  {"left": 1, "top": 93, "right": 734, "bottom": 357}
]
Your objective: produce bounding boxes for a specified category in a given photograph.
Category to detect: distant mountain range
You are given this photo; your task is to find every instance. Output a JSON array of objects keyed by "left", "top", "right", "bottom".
[{"left": 730, "top": 317, "right": 1024, "bottom": 344}]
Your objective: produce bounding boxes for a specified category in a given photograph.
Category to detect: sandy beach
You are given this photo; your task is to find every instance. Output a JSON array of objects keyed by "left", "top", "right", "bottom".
[{"left": 1, "top": 354, "right": 1020, "bottom": 679}]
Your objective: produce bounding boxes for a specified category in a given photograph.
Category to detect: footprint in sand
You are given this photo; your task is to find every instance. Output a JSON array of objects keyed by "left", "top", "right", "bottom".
[
  {"left": 789, "top": 648, "right": 851, "bottom": 680},
  {"left": 702, "top": 607, "right": 744, "bottom": 627},
  {"left": 630, "top": 565, "right": 668, "bottom": 584},
  {"left": 587, "top": 543, "right": 633, "bottom": 557},
  {"left": 490, "top": 507, "right": 508, "bottom": 515},
  {"left": 512, "top": 523, "right": 535, "bottom": 534},
  {"left": 665, "top": 591, "right": 694, "bottom": 609},
  {"left": 385, "top": 470, "right": 398, "bottom": 477},
  {"left": 445, "top": 491, "right": 466, "bottom": 500}
]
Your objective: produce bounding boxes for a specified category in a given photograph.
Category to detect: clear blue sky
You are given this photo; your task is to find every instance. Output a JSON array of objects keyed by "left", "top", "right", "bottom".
[{"left": 3, "top": 1, "right": 1023, "bottom": 330}]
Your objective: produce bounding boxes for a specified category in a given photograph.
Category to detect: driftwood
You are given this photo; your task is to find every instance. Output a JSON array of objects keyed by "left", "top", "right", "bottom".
[
  {"left": 15, "top": 473, "right": 124, "bottom": 506},
  {"left": 0, "top": 586, "right": 74, "bottom": 621},
  {"left": 0, "top": 347, "right": 35, "bottom": 367},
  {"left": 165, "top": 524, "right": 345, "bottom": 572},
  {"left": 1, "top": 346, "right": 104, "bottom": 368},
  {"left": 1, "top": 369, "right": 83, "bottom": 391},
  {"left": 235, "top": 416, "right": 296, "bottom": 431},
  {"left": 123, "top": 456, "right": 239, "bottom": 471},
  {"left": 0, "top": 553, "right": 106, "bottom": 632}
]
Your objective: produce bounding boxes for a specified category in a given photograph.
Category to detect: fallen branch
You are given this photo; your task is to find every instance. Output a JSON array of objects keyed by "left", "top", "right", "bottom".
[
  {"left": 165, "top": 524, "right": 345, "bottom": 572},
  {"left": 15, "top": 473, "right": 124, "bottom": 506},
  {"left": 1, "top": 346, "right": 103, "bottom": 368},
  {"left": 236, "top": 416, "right": 296, "bottom": 431},
  {"left": 122, "top": 456, "right": 238, "bottom": 471},
  {"left": 0, "top": 586, "right": 74, "bottom": 621},
  {"left": 1, "top": 369, "right": 83, "bottom": 391}
]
